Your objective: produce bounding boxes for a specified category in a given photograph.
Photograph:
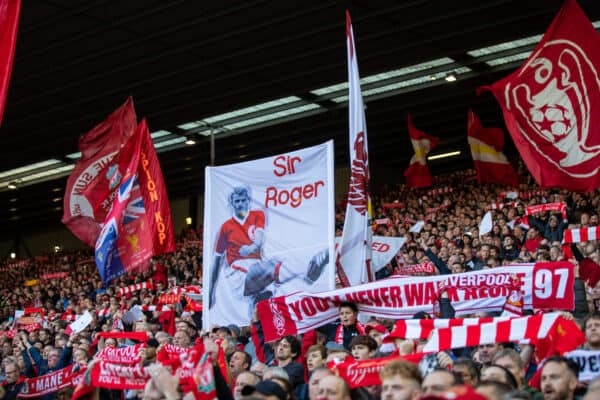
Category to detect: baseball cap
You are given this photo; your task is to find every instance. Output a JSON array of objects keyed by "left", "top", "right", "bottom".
[{"left": 241, "top": 381, "right": 286, "bottom": 400}]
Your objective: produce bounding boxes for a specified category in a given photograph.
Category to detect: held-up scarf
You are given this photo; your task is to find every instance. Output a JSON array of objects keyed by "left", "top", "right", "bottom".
[
  {"left": 564, "top": 226, "right": 600, "bottom": 243},
  {"left": 117, "top": 281, "right": 153, "bottom": 296},
  {"left": 95, "top": 343, "right": 145, "bottom": 365},
  {"left": 18, "top": 366, "right": 85, "bottom": 398},
  {"left": 334, "top": 322, "right": 366, "bottom": 345},
  {"left": 328, "top": 353, "right": 425, "bottom": 388},
  {"left": 422, "top": 312, "right": 570, "bottom": 353}
]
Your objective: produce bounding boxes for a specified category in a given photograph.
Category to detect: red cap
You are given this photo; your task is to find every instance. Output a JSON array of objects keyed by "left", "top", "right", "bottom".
[{"left": 365, "top": 324, "right": 387, "bottom": 334}]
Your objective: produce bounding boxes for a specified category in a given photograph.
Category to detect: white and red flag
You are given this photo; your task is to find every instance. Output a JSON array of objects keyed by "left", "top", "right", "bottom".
[
  {"left": 336, "top": 11, "right": 373, "bottom": 287},
  {"left": 479, "top": 0, "right": 600, "bottom": 192},
  {"left": 467, "top": 109, "right": 519, "bottom": 187},
  {"left": 404, "top": 114, "right": 439, "bottom": 188},
  {"left": 0, "top": 0, "right": 20, "bottom": 126}
]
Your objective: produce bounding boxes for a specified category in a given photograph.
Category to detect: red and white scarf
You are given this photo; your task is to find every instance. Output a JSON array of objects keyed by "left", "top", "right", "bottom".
[
  {"left": 96, "top": 308, "right": 111, "bottom": 319},
  {"left": 422, "top": 312, "right": 561, "bottom": 352},
  {"left": 117, "top": 281, "right": 153, "bottom": 296},
  {"left": 19, "top": 365, "right": 85, "bottom": 398},
  {"left": 525, "top": 202, "right": 567, "bottom": 220},
  {"left": 564, "top": 226, "right": 600, "bottom": 243},
  {"left": 329, "top": 353, "right": 425, "bottom": 388},
  {"left": 386, "top": 316, "right": 507, "bottom": 341},
  {"left": 394, "top": 262, "right": 435, "bottom": 276},
  {"left": 95, "top": 343, "right": 145, "bottom": 365},
  {"left": 42, "top": 272, "right": 68, "bottom": 280},
  {"left": 334, "top": 322, "right": 366, "bottom": 344}
]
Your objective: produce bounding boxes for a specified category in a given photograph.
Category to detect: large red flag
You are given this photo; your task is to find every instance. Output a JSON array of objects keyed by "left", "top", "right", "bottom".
[
  {"left": 403, "top": 114, "right": 439, "bottom": 188},
  {"left": 88, "top": 119, "right": 175, "bottom": 284},
  {"left": 467, "top": 109, "right": 519, "bottom": 187},
  {"left": 479, "top": 0, "right": 600, "bottom": 192},
  {"left": 62, "top": 98, "right": 137, "bottom": 246},
  {"left": 0, "top": 0, "right": 20, "bottom": 126}
]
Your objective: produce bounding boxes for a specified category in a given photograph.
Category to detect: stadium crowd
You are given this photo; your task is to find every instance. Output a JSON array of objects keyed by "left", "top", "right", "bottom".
[{"left": 1, "top": 167, "right": 600, "bottom": 400}]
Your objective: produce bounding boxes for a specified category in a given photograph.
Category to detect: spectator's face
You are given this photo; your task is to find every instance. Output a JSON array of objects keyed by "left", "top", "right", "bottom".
[
  {"left": 585, "top": 318, "right": 600, "bottom": 347},
  {"left": 477, "top": 343, "right": 500, "bottom": 365},
  {"left": 234, "top": 371, "right": 259, "bottom": 400},
  {"left": 481, "top": 365, "right": 511, "bottom": 385},
  {"left": 541, "top": 361, "right": 576, "bottom": 400},
  {"left": 351, "top": 344, "right": 373, "bottom": 360},
  {"left": 381, "top": 375, "right": 420, "bottom": 400},
  {"left": 4, "top": 364, "right": 19, "bottom": 384},
  {"left": 309, "top": 369, "right": 332, "bottom": 400},
  {"left": 173, "top": 331, "right": 190, "bottom": 347},
  {"left": 276, "top": 338, "right": 294, "bottom": 361},
  {"left": 339, "top": 307, "right": 357, "bottom": 326},
  {"left": 306, "top": 350, "right": 325, "bottom": 371},
  {"left": 317, "top": 375, "right": 348, "bottom": 400},
  {"left": 229, "top": 351, "right": 248, "bottom": 377},
  {"left": 368, "top": 330, "right": 383, "bottom": 346},
  {"left": 421, "top": 370, "right": 454, "bottom": 395},
  {"left": 47, "top": 350, "right": 60, "bottom": 368}
]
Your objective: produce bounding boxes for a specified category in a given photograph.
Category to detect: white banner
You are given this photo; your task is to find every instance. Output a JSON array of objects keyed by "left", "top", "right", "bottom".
[
  {"left": 336, "top": 236, "right": 405, "bottom": 273},
  {"left": 257, "top": 262, "right": 574, "bottom": 342},
  {"left": 203, "top": 141, "right": 335, "bottom": 326},
  {"left": 565, "top": 350, "right": 600, "bottom": 382},
  {"left": 337, "top": 12, "right": 372, "bottom": 287}
]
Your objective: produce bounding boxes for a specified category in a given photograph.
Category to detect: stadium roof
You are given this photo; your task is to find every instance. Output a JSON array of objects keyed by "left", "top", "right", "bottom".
[{"left": 1, "top": 0, "right": 600, "bottom": 234}]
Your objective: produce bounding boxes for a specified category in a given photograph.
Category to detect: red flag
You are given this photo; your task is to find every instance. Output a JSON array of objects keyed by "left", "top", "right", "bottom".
[
  {"left": 138, "top": 121, "right": 176, "bottom": 256},
  {"left": 479, "top": 0, "right": 600, "bottom": 192},
  {"left": 0, "top": 0, "right": 19, "bottom": 126},
  {"left": 467, "top": 110, "right": 519, "bottom": 187},
  {"left": 403, "top": 114, "right": 439, "bottom": 188},
  {"left": 88, "top": 119, "right": 175, "bottom": 284},
  {"left": 62, "top": 98, "right": 137, "bottom": 246}
]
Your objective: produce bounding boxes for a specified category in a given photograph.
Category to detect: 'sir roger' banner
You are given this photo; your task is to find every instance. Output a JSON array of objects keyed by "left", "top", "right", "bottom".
[
  {"left": 258, "top": 262, "right": 574, "bottom": 342},
  {"left": 203, "top": 141, "right": 335, "bottom": 327}
]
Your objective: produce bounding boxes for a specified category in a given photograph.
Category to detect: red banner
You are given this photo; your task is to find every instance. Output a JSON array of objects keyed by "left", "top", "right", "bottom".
[{"left": 479, "top": 0, "right": 600, "bottom": 192}]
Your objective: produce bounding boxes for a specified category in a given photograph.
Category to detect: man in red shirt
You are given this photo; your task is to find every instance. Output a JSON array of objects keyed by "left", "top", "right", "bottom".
[{"left": 209, "top": 187, "right": 328, "bottom": 314}]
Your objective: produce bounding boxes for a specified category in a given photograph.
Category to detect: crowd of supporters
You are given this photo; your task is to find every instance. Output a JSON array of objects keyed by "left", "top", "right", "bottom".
[{"left": 1, "top": 167, "right": 600, "bottom": 399}]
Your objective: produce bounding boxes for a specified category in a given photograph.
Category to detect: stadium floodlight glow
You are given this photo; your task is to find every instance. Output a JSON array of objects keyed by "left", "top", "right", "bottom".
[
  {"left": 7, "top": 182, "right": 17, "bottom": 189},
  {"left": 184, "top": 137, "right": 196, "bottom": 145},
  {"left": 151, "top": 130, "right": 172, "bottom": 139},
  {"left": 0, "top": 159, "right": 62, "bottom": 180},
  {"left": 10, "top": 252, "right": 15, "bottom": 259},
  {"left": 185, "top": 217, "right": 192, "bottom": 225},
  {"left": 444, "top": 73, "right": 457, "bottom": 82},
  {"left": 428, "top": 151, "right": 461, "bottom": 160}
]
